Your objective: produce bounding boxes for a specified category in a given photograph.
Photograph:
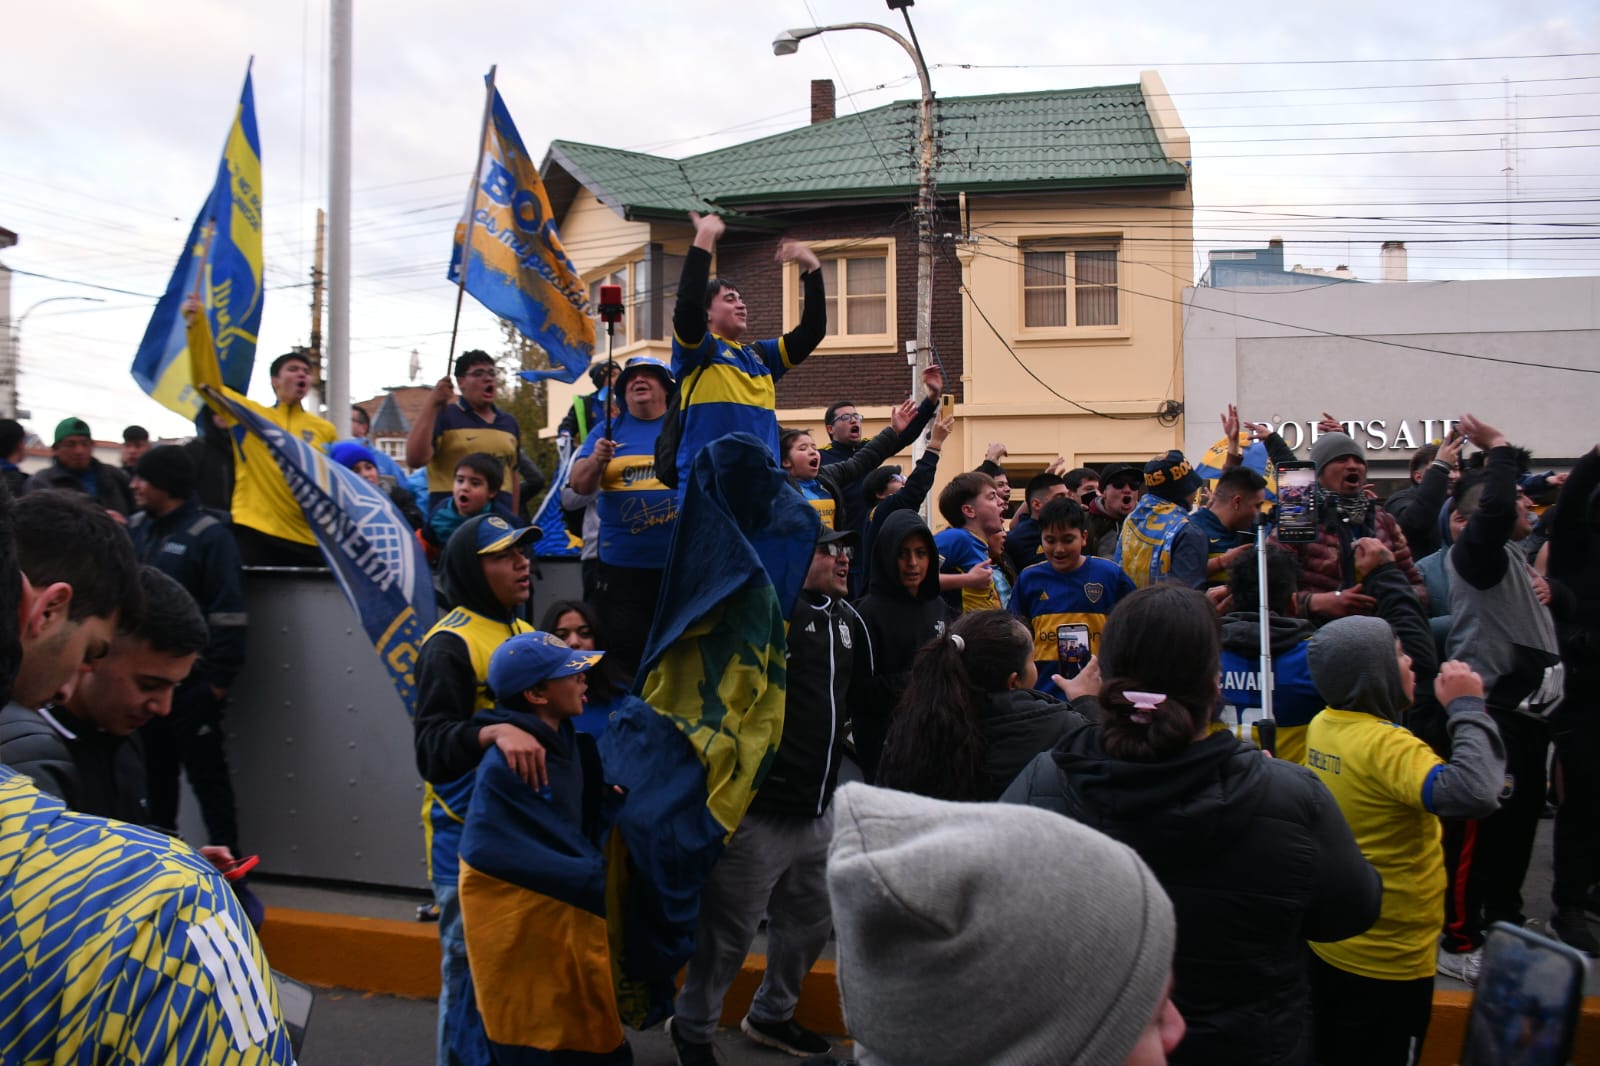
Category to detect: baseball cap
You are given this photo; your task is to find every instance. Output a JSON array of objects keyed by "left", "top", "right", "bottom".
[
  {"left": 1100, "top": 463, "right": 1144, "bottom": 489},
  {"left": 53, "top": 417, "right": 92, "bottom": 446},
  {"left": 817, "top": 526, "right": 859, "bottom": 549},
  {"left": 488, "top": 631, "right": 605, "bottom": 697},
  {"left": 472, "top": 515, "right": 542, "bottom": 554}
]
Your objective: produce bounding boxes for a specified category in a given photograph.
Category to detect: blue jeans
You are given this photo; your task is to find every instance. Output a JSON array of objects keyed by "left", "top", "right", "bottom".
[{"left": 432, "top": 877, "right": 466, "bottom": 1066}]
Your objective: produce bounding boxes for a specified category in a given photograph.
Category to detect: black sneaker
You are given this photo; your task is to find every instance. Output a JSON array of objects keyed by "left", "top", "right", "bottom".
[
  {"left": 665, "top": 1017, "right": 718, "bottom": 1066},
  {"left": 1551, "top": 907, "right": 1600, "bottom": 957},
  {"left": 740, "top": 1016, "right": 831, "bottom": 1057}
]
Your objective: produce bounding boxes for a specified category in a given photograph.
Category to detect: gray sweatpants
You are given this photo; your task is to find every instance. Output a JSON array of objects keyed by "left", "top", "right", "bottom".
[{"left": 672, "top": 807, "right": 834, "bottom": 1042}]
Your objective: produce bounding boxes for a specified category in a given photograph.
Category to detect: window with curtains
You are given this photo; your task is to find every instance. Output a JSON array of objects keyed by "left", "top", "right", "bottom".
[
  {"left": 785, "top": 239, "right": 898, "bottom": 353},
  {"left": 1022, "top": 240, "right": 1120, "bottom": 328}
]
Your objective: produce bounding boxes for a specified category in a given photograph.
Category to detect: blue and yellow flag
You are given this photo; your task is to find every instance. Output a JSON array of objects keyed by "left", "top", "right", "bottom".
[
  {"left": 132, "top": 65, "right": 263, "bottom": 419},
  {"left": 449, "top": 82, "right": 594, "bottom": 384},
  {"left": 529, "top": 448, "right": 583, "bottom": 558},
  {"left": 597, "top": 434, "right": 819, "bottom": 1022},
  {"left": 200, "top": 383, "right": 436, "bottom": 715}
]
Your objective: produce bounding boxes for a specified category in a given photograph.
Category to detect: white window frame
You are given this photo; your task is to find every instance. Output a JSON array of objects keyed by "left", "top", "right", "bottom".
[
  {"left": 781, "top": 238, "right": 898, "bottom": 355},
  {"left": 1015, "top": 236, "right": 1128, "bottom": 341}
]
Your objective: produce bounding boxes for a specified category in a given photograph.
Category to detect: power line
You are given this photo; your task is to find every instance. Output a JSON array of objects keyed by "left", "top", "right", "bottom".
[{"left": 936, "top": 51, "right": 1600, "bottom": 70}]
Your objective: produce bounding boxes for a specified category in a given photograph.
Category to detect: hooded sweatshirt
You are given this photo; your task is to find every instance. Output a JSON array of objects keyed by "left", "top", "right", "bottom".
[
  {"left": 1003, "top": 721, "right": 1380, "bottom": 1065},
  {"left": 854, "top": 511, "right": 954, "bottom": 780},
  {"left": 1304, "top": 615, "right": 1506, "bottom": 982},
  {"left": 412, "top": 515, "right": 533, "bottom": 882}
]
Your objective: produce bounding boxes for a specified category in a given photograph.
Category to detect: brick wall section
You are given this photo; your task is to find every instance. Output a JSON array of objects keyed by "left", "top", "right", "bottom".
[{"left": 710, "top": 202, "right": 965, "bottom": 408}]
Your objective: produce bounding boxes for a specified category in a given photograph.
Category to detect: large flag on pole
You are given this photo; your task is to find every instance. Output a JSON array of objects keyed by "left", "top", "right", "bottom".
[
  {"left": 132, "top": 64, "right": 264, "bottom": 419},
  {"left": 199, "top": 382, "right": 437, "bottom": 715},
  {"left": 448, "top": 81, "right": 594, "bottom": 384}
]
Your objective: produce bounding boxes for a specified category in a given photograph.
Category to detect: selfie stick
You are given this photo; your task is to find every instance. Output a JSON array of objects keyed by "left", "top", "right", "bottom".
[
  {"left": 1255, "top": 513, "right": 1278, "bottom": 756},
  {"left": 598, "top": 284, "right": 624, "bottom": 441}
]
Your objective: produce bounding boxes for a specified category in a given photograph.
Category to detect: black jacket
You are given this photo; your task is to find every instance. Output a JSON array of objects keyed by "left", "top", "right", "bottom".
[
  {"left": 857, "top": 432, "right": 944, "bottom": 592},
  {"left": 750, "top": 589, "right": 874, "bottom": 818},
  {"left": 1548, "top": 447, "right": 1600, "bottom": 701},
  {"left": 130, "top": 498, "right": 250, "bottom": 689},
  {"left": 1005, "top": 511, "right": 1044, "bottom": 573},
  {"left": 853, "top": 511, "right": 953, "bottom": 780},
  {"left": 413, "top": 520, "right": 529, "bottom": 784},
  {"left": 979, "top": 687, "right": 1086, "bottom": 800},
  {"left": 0, "top": 702, "right": 148, "bottom": 824},
  {"left": 1003, "top": 720, "right": 1380, "bottom": 1066},
  {"left": 25, "top": 458, "right": 135, "bottom": 516},
  {"left": 1384, "top": 461, "right": 1451, "bottom": 559}
]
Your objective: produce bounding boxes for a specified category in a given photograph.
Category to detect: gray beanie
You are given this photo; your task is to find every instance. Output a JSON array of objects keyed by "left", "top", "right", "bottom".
[
  {"left": 1310, "top": 431, "right": 1364, "bottom": 474},
  {"left": 827, "top": 783, "right": 1176, "bottom": 1066},
  {"left": 1308, "top": 615, "right": 1410, "bottom": 721}
]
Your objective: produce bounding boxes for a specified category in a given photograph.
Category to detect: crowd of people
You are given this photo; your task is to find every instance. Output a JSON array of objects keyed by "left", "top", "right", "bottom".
[{"left": 0, "top": 207, "right": 1593, "bottom": 1066}]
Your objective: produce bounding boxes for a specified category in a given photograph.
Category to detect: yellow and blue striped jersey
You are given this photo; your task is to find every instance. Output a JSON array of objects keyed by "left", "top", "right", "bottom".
[
  {"left": 0, "top": 768, "right": 295, "bottom": 1065},
  {"left": 1009, "top": 557, "right": 1136, "bottom": 688}
]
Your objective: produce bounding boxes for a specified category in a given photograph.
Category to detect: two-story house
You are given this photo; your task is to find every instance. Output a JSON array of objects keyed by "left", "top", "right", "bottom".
[{"left": 537, "top": 73, "right": 1193, "bottom": 514}]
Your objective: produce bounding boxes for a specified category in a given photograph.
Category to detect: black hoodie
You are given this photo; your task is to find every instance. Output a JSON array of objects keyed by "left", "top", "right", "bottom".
[
  {"left": 1003, "top": 719, "right": 1380, "bottom": 1066},
  {"left": 853, "top": 511, "right": 954, "bottom": 779},
  {"left": 413, "top": 516, "right": 531, "bottom": 784}
]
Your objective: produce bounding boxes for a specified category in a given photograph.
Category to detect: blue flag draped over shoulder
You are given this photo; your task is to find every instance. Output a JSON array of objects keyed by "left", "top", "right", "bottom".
[
  {"left": 200, "top": 385, "right": 436, "bottom": 714},
  {"left": 448, "top": 82, "right": 594, "bottom": 385},
  {"left": 131, "top": 65, "right": 263, "bottom": 419},
  {"left": 597, "top": 434, "right": 818, "bottom": 1022}
]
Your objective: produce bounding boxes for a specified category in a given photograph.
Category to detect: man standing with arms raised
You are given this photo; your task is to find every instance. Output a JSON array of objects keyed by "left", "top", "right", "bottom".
[{"left": 670, "top": 211, "right": 826, "bottom": 484}]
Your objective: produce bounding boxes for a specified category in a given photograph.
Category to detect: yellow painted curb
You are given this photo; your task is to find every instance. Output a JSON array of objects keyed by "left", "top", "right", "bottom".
[{"left": 259, "top": 906, "right": 1600, "bottom": 1060}]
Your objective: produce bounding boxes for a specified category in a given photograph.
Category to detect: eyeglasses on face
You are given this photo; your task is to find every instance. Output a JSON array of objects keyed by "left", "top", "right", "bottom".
[
  {"left": 829, "top": 413, "right": 863, "bottom": 425},
  {"left": 819, "top": 542, "right": 855, "bottom": 560},
  {"left": 463, "top": 368, "right": 499, "bottom": 380}
]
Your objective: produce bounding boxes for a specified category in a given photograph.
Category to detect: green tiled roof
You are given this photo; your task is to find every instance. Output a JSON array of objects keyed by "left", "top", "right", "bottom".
[{"left": 545, "top": 83, "right": 1187, "bottom": 220}]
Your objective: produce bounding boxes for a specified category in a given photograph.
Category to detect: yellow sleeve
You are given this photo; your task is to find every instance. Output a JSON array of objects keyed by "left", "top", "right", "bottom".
[
  {"left": 186, "top": 307, "right": 226, "bottom": 397},
  {"left": 1372, "top": 726, "right": 1444, "bottom": 811}
]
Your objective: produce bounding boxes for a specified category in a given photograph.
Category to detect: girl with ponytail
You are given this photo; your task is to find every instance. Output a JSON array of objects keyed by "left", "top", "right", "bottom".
[
  {"left": 876, "top": 610, "right": 1091, "bottom": 802},
  {"left": 1004, "top": 584, "right": 1381, "bottom": 1066}
]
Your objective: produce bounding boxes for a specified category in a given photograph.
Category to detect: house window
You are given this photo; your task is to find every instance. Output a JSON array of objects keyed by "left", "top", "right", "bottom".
[
  {"left": 786, "top": 239, "right": 897, "bottom": 353},
  {"left": 1022, "top": 240, "right": 1119, "bottom": 328},
  {"left": 586, "top": 246, "right": 681, "bottom": 346},
  {"left": 817, "top": 255, "right": 888, "bottom": 337}
]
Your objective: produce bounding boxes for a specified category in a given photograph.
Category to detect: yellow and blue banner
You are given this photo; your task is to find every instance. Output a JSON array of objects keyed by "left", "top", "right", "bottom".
[
  {"left": 596, "top": 434, "right": 819, "bottom": 1022},
  {"left": 449, "top": 82, "right": 594, "bottom": 384},
  {"left": 1196, "top": 432, "right": 1279, "bottom": 505},
  {"left": 132, "top": 65, "right": 264, "bottom": 419},
  {"left": 200, "top": 384, "right": 436, "bottom": 714}
]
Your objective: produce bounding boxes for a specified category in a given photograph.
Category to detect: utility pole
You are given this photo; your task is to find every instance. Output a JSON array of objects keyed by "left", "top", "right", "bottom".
[
  {"left": 309, "top": 208, "right": 326, "bottom": 407},
  {"left": 327, "top": 0, "right": 353, "bottom": 436}
]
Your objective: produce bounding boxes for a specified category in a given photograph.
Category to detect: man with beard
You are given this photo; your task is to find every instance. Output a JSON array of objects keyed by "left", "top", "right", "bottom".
[{"left": 1283, "top": 427, "right": 1425, "bottom": 622}]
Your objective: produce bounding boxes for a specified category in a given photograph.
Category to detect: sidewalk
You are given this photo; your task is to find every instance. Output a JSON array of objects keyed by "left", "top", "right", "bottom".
[{"left": 258, "top": 819, "right": 1600, "bottom": 1065}]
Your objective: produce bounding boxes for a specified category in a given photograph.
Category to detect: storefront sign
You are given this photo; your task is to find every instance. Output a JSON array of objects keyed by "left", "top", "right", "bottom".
[{"left": 1257, "top": 418, "right": 1458, "bottom": 455}]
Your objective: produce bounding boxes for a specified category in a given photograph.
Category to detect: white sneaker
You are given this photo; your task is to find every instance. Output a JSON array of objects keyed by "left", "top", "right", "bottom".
[{"left": 1437, "top": 945, "right": 1483, "bottom": 985}]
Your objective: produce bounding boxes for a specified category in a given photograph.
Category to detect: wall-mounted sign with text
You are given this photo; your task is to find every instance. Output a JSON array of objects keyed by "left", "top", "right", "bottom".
[{"left": 1260, "top": 418, "right": 1458, "bottom": 455}]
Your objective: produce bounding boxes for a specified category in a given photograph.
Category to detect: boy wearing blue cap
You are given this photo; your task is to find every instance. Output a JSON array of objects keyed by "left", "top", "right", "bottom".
[{"left": 451, "top": 631, "right": 631, "bottom": 1064}]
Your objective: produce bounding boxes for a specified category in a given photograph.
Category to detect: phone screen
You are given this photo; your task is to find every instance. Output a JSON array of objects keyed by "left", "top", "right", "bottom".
[
  {"left": 1275, "top": 461, "right": 1318, "bottom": 544},
  {"left": 1056, "top": 624, "right": 1090, "bottom": 679},
  {"left": 1460, "top": 923, "right": 1586, "bottom": 1066}
]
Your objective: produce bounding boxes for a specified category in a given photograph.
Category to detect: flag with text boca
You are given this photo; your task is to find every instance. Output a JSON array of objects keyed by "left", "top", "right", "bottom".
[
  {"left": 200, "top": 384, "right": 436, "bottom": 715},
  {"left": 448, "top": 82, "right": 594, "bottom": 384},
  {"left": 132, "top": 65, "right": 263, "bottom": 419}
]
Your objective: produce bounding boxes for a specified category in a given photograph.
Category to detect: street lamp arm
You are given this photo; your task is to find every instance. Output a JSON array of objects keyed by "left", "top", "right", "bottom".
[{"left": 773, "top": 22, "right": 931, "bottom": 101}]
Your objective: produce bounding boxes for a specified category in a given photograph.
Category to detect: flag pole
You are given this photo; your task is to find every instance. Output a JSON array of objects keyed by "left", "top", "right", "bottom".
[{"left": 446, "top": 64, "right": 498, "bottom": 379}]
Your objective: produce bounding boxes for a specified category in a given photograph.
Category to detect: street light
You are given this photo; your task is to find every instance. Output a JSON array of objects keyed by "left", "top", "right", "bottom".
[
  {"left": 772, "top": 14, "right": 937, "bottom": 402},
  {"left": 3, "top": 295, "right": 105, "bottom": 419}
]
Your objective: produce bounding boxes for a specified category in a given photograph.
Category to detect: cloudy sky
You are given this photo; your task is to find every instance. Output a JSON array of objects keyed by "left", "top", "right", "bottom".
[{"left": 3, "top": 0, "right": 1596, "bottom": 443}]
